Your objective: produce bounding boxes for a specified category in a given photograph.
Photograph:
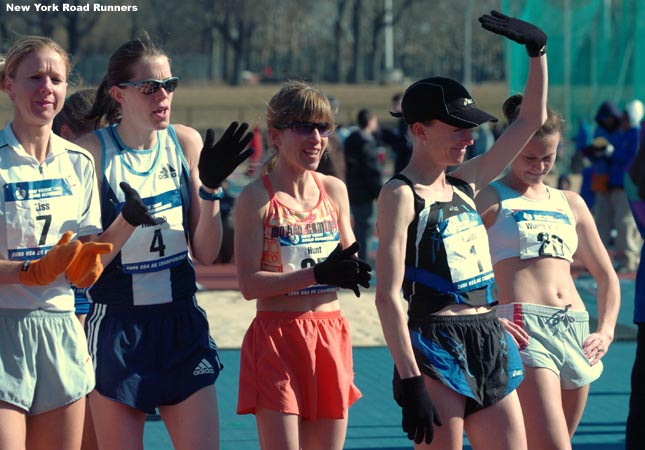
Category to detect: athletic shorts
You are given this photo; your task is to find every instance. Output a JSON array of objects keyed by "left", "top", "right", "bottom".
[
  {"left": 402, "top": 310, "right": 524, "bottom": 416},
  {"left": 0, "top": 309, "right": 94, "bottom": 415},
  {"left": 237, "top": 310, "right": 362, "bottom": 420},
  {"left": 85, "top": 296, "right": 222, "bottom": 414},
  {"left": 496, "top": 303, "right": 603, "bottom": 389}
]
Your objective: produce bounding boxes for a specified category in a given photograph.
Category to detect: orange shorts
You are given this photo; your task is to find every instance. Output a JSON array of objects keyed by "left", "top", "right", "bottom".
[{"left": 237, "top": 310, "right": 362, "bottom": 420}]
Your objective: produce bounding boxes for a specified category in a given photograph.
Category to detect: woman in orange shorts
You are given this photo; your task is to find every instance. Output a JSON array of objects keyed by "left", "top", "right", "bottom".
[{"left": 234, "top": 81, "right": 372, "bottom": 450}]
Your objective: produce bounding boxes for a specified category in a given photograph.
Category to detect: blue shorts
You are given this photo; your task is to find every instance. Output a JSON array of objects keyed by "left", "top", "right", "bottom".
[
  {"left": 85, "top": 296, "right": 223, "bottom": 414},
  {"left": 402, "top": 311, "right": 524, "bottom": 416}
]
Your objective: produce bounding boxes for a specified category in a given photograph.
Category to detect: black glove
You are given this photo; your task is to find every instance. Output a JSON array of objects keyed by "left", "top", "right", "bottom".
[
  {"left": 119, "top": 182, "right": 159, "bottom": 226},
  {"left": 397, "top": 375, "right": 442, "bottom": 445},
  {"left": 479, "top": 10, "right": 547, "bottom": 57},
  {"left": 313, "top": 242, "right": 372, "bottom": 297},
  {"left": 199, "top": 122, "right": 255, "bottom": 189}
]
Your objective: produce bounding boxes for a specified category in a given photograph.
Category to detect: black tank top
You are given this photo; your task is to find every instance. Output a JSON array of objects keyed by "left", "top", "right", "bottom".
[{"left": 390, "top": 174, "right": 495, "bottom": 320}]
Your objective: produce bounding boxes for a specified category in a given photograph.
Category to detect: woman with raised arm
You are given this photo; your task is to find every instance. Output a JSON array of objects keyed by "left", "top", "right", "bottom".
[{"left": 375, "top": 11, "right": 548, "bottom": 449}]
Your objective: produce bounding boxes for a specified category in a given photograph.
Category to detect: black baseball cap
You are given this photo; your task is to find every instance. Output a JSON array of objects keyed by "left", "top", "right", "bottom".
[{"left": 391, "top": 77, "right": 498, "bottom": 128}]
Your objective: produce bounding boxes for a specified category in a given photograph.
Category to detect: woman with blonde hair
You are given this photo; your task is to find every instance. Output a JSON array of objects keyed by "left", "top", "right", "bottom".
[
  {"left": 0, "top": 35, "right": 110, "bottom": 450},
  {"left": 235, "top": 81, "right": 371, "bottom": 450}
]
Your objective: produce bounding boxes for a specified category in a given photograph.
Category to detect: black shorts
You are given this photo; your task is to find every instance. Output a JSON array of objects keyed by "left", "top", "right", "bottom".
[
  {"left": 85, "top": 297, "right": 223, "bottom": 414},
  {"left": 396, "top": 311, "right": 523, "bottom": 416}
]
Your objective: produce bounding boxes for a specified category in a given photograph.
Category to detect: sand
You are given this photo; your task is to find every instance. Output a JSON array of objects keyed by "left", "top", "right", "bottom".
[{"left": 196, "top": 288, "right": 389, "bottom": 349}]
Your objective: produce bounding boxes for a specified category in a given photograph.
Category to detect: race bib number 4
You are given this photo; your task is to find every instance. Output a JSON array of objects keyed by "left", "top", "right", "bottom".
[{"left": 119, "top": 189, "right": 187, "bottom": 273}]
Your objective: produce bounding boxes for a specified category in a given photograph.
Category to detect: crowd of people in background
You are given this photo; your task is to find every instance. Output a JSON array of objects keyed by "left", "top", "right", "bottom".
[{"left": 0, "top": 8, "right": 642, "bottom": 450}]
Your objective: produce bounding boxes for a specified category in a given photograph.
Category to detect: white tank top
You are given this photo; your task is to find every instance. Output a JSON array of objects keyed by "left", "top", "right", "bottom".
[{"left": 487, "top": 180, "right": 578, "bottom": 264}]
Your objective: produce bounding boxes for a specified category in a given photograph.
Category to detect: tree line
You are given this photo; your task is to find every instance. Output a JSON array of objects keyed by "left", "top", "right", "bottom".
[{"left": 0, "top": 0, "right": 503, "bottom": 85}]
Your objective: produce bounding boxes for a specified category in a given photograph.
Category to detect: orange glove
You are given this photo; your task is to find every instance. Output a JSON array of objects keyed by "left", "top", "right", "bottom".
[
  {"left": 66, "top": 242, "right": 113, "bottom": 288},
  {"left": 19, "top": 231, "right": 82, "bottom": 286}
]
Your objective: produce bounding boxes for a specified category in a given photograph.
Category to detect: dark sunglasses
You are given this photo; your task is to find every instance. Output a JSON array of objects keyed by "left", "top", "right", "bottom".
[
  {"left": 117, "top": 77, "right": 179, "bottom": 95},
  {"left": 275, "top": 121, "right": 332, "bottom": 137}
]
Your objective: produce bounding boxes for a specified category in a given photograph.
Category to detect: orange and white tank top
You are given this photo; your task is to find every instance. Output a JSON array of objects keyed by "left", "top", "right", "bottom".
[{"left": 261, "top": 172, "right": 341, "bottom": 296}]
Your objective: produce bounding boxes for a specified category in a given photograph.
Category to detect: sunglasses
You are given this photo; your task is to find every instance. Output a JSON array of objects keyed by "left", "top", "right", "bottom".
[
  {"left": 275, "top": 121, "right": 332, "bottom": 137},
  {"left": 117, "top": 77, "right": 179, "bottom": 95}
]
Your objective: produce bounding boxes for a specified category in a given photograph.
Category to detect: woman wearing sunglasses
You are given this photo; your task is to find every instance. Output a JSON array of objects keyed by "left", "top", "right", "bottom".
[
  {"left": 375, "top": 12, "right": 548, "bottom": 449},
  {"left": 75, "top": 37, "right": 253, "bottom": 450},
  {"left": 234, "top": 81, "right": 372, "bottom": 450}
]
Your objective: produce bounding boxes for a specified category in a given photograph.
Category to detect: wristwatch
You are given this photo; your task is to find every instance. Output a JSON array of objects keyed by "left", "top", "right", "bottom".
[{"left": 199, "top": 186, "right": 225, "bottom": 201}]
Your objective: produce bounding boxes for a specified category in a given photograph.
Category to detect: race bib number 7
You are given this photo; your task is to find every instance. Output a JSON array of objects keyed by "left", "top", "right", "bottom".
[{"left": 4, "top": 179, "right": 74, "bottom": 260}]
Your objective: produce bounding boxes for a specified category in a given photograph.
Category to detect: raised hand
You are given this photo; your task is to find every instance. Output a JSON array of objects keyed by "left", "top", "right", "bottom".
[
  {"left": 119, "top": 182, "right": 159, "bottom": 226},
  {"left": 19, "top": 230, "right": 82, "bottom": 286},
  {"left": 199, "top": 122, "right": 255, "bottom": 189},
  {"left": 66, "top": 241, "right": 114, "bottom": 288},
  {"left": 313, "top": 242, "right": 372, "bottom": 297},
  {"left": 479, "top": 10, "right": 547, "bottom": 57}
]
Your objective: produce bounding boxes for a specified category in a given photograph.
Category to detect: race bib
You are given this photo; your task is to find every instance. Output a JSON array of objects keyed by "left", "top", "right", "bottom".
[
  {"left": 120, "top": 189, "right": 187, "bottom": 273},
  {"left": 513, "top": 209, "right": 573, "bottom": 260},
  {"left": 441, "top": 210, "right": 494, "bottom": 292},
  {"left": 279, "top": 229, "right": 340, "bottom": 296},
  {"left": 4, "top": 179, "right": 74, "bottom": 260}
]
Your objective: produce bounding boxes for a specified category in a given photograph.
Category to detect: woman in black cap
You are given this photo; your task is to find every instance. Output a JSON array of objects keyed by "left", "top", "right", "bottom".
[{"left": 375, "top": 11, "right": 547, "bottom": 449}]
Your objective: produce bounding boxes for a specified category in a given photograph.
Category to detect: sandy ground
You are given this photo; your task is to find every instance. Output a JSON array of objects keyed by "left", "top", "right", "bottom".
[{"left": 196, "top": 288, "right": 389, "bottom": 349}]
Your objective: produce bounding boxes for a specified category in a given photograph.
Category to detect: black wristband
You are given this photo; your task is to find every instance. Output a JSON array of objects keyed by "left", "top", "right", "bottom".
[
  {"left": 527, "top": 44, "right": 546, "bottom": 57},
  {"left": 22, "top": 260, "right": 30, "bottom": 272}
]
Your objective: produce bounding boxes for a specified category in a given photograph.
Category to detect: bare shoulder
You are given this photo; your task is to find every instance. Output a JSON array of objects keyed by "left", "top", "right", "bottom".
[
  {"left": 474, "top": 184, "right": 501, "bottom": 217},
  {"left": 561, "top": 189, "right": 589, "bottom": 212},
  {"left": 317, "top": 172, "right": 348, "bottom": 196},
  {"left": 73, "top": 131, "right": 102, "bottom": 163},
  {"left": 173, "top": 124, "right": 203, "bottom": 154},
  {"left": 237, "top": 177, "right": 271, "bottom": 215}
]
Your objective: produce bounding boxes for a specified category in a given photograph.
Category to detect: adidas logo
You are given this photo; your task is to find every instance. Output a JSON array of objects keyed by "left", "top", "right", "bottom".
[
  {"left": 511, "top": 369, "right": 524, "bottom": 378},
  {"left": 193, "top": 358, "right": 215, "bottom": 376},
  {"left": 158, "top": 164, "right": 177, "bottom": 179}
]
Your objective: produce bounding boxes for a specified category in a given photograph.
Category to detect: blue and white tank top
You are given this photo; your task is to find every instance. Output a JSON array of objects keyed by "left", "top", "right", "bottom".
[
  {"left": 487, "top": 180, "right": 578, "bottom": 264},
  {"left": 87, "top": 124, "right": 197, "bottom": 306},
  {"left": 392, "top": 174, "right": 495, "bottom": 319},
  {"left": 0, "top": 123, "right": 102, "bottom": 310}
]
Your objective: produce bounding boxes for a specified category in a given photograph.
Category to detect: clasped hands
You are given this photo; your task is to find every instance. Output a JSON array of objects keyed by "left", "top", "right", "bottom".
[
  {"left": 19, "top": 231, "right": 113, "bottom": 288},
  {"left": 313, "top": 242, "right": 372, "bottom": 297}
]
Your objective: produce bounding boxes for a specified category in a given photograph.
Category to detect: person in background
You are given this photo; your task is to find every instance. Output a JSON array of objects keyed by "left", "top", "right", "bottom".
[
  {"left": 316, "top": 95, "right": 346, "bottom": 181},
  {"left": 76, "top": 37, "right": 253, "bottom": 450},
  {"left": 344, "top": 108, "right": 382, "bottom": 261},
  {"left": 0, "top": 35, "right": 111, "bottom": 450},
  {"left": 625, "top": 134, "right": 645, "bottom": 449},
  {"left": 476, "top": 100, "right": 620, "bottom": 450},
  {"left": 234, "top": 81, "right": 371, "bottom": 450},
  {"left": 382, "top": 92, "right": 413, "bottom": 174},
  {"left": 375, "top": 11, "right": 548, "bottom": 448}
]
